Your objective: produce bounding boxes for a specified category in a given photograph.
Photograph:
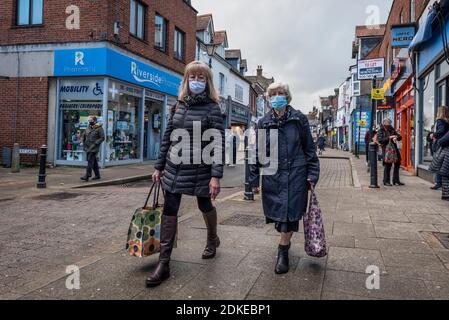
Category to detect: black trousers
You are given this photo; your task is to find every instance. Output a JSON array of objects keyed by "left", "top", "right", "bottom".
[
  {"left": 163, "top": 191, "right": 214, "bottom": 217},
  {"left": 86, "top": 152, "right": 100, "bottom": 178},
  {"left": 383, "top": 161, "right": 401, "bottom": 184}
]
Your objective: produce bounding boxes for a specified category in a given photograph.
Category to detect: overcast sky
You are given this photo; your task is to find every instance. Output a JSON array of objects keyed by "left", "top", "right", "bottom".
[{"left": 191, "top": 0, "right": 393, "bottom": 113}]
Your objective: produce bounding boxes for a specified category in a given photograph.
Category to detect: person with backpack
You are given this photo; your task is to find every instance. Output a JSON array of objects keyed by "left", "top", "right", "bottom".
[{"left": 378, "top": 118, "right": 404, "bottom": 187}]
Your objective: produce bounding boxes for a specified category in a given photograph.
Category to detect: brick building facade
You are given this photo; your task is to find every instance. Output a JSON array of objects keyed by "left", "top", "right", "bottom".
[{"left": 0, "top": 0, "right": 197, "bottom": 166}]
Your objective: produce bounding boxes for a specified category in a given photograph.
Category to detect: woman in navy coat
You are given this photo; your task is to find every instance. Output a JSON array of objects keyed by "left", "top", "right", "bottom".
[{"left": 250, "top": 82, "right": 320, "bottom": 275}]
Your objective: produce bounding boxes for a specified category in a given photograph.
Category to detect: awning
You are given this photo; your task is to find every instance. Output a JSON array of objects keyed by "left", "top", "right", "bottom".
[
  {"left": 408, "top": 0, "right": 449, "bottom": 52},
  {"left": 408, "top": 5, "right": 437, "bottom": 52}
]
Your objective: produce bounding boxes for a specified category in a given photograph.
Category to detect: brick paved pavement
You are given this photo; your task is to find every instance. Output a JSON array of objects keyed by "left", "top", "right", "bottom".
[{"left": 1, "top": 149, "right": 449, "bottom": 300}]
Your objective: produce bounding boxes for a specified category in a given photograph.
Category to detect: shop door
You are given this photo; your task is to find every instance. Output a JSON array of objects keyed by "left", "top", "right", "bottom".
[
  {"left": 144, "top": 100, "right": 163, "bottom": 160},
  {"left": 399, "top": 106, "right": 415, "bottom": 173}
]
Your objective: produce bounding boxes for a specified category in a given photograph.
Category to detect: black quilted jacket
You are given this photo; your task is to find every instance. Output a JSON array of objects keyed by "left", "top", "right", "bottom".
[{"left": 155, "top": 94, "right": 225, "bottom": 197}]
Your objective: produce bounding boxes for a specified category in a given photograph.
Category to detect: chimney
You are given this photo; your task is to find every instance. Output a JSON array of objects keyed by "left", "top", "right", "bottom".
[{"left": 257, "top": 65, "right": 263, "bottom": 77}]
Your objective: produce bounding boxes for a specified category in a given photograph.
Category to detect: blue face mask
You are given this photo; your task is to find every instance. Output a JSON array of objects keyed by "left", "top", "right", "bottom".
[
  {"left": 270, "top": 95, "right": 288, "bottom": 109},
  {"left": 189, "top": 81, "right": 206, "bottom": 95}
]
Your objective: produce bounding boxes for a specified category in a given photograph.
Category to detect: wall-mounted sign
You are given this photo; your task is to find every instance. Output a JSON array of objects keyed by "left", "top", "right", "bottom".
[
  {"left": 391, "top": 24, "right": 416, "bottom": 48},
  {"left": 20, "top": 148, "right": 38, "bottom": 155},
  {"left": 358, "top": 58, "right": 385, "bottom": 80}
]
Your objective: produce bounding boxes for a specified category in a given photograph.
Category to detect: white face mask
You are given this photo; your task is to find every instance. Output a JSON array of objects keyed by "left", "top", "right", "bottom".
[{"left": 189, "top": 81, "right": 206, "bottom": 94}]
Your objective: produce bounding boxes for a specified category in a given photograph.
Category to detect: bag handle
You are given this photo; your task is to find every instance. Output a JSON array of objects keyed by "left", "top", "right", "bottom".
[
  {"left": 143, "top": 182, "right": 156, "bottom": 209},
  {"left": 144, "top": 181, "right": 165, "bottom": 210}
]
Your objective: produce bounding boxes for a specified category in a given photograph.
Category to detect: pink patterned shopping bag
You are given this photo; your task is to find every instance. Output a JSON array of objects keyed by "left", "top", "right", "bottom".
[{"left": 303, "top": 189, "right": 327, "bottom": 258}]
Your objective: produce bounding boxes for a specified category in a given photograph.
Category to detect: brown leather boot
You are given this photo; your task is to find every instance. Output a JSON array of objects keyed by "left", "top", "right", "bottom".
[
  {"left": 146, "top": 215, "right": 178, "bottom": 288},
  {"left": 202, "top": 208, "right": 220, "bottom": 259}
]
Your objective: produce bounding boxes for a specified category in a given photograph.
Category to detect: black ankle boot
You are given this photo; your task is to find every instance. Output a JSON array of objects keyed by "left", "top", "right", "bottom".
[{"left": 275, "top": 244, "right": 290, "bottom": 275}]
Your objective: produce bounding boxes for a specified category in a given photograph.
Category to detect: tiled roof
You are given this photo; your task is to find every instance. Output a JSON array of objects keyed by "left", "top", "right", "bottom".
[
  {"left": 214, "top": 31, "right": 227, "bottom": 45},
  {"left": 225, "top": 49, "right": 241, "bottom": 59},
  {"left": 197, "top": 14, "right": 212, "bottom": 31}
]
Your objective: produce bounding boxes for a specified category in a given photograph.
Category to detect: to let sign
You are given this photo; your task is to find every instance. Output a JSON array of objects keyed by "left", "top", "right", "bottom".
[{"left": 358, "top": 58, "right": 385, "bottom": 80}]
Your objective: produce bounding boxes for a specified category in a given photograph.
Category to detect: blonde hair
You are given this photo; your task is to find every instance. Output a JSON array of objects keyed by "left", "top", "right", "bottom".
[
  {"left": 266, "top": 82, "right": 292, "bottom": 104},
  {"left": 178, "top": 61, "right": 219, "bottom": 102},
  {"left": 437, "top": 106, "right": 449, "bottom": 123}
]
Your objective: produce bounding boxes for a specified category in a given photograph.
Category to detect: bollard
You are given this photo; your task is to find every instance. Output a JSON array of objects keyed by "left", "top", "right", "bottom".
[
  {"left": 11, "top": 143, "right": 20, "bottom": 173},
  {"left": 244, "top": 136, "right": 254, "bottom": 201},
  {"left": 369, "top": 143, "right": 379, "bottom": 189},
  {"left": 37, "top": 145, "right": 47, "bottom": 189}
]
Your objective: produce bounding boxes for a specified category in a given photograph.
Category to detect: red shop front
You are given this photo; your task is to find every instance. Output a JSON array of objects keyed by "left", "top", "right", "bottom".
[{"left": 395, "top": 76, "right": 415, "bottom": 173}]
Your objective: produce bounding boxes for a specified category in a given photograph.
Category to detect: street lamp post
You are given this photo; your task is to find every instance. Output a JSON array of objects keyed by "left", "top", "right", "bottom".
[
  {"left": 369, "top": 76, "right": 380, "bottom": 189},
  {"left": 205, "top": 36, "right": 219, "bottom": 69}
]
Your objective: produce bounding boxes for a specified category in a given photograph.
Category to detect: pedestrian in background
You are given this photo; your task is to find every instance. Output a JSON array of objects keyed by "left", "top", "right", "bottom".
[
  {"left": 148, "top": 61, "right": 225, "bottom": 287},
  {"left": 317, "top": 135, "right": 326, "bottom": 155},
  {"left": 378, "top": 118, "right": 404, "bottom": 187},
  {"left": 250, "top": 82, "right": 320, "bottom": 275},
  {"left": 430, "top": 106, "right": 449, "bottom": 190},
  {"left": 80, "top": 116, "right": 105, "bottom": 182}
]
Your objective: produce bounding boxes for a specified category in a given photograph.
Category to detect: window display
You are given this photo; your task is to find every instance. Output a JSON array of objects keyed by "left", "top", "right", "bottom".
[
  {"left": 106, "top": 81, "right": 141, "bottom": 162},
  {"left": 421, "top": 70, "right": 435, "bottom": 164},
  {"left": 58, "top": 78, "right": 104, "bottom": 162}
]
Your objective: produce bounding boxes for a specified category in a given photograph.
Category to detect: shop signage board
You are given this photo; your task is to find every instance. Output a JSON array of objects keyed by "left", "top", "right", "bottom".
[
  {"left": 59, "top": 79, "right": 104, "bottom": 100},
  {"left": 54, "top": 48, "right": 182, "bottom": 96},
  {"left": 59, "top": 102, "right": 103, "bottom": 110},
  {"left": 391, "top": 24, "right": 416, "bottom": 48},
  {"left": 357, "top": 58, "right": 385, "bottom": 80}
]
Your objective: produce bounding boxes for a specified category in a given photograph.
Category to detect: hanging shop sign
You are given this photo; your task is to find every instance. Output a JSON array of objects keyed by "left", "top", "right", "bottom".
[
  {"left": 358, "top": 58, "right": 385, "bottom": 80},
  {"left": 371, "top": 88, "right": 385, "bottom": 100},
  {"left": 391, "top": 24, "right": 416, "bottom": 48},
  {"left": 391, "top": 58, "right": 406, "bottom": 84}
]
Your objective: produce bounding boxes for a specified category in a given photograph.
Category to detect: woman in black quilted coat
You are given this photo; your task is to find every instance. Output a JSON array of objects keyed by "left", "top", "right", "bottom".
[
  {"left": 430, "top": 109, "right": 449, "bottom": 201},
  {"left": 146, "top": 61, "right": 225, "bottom": 287}
]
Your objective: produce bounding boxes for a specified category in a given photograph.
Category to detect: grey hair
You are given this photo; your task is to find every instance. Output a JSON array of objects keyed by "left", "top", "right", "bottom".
[
  {"left": 266, "top": 82, "right": 292, "bottom": 104},
  {"left": 382, "top": 118, "right": 392, "bottom": 126}
]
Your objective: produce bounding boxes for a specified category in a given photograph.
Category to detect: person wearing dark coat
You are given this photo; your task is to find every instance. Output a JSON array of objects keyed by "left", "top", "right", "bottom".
[
  {"left": 377, "top": 118, "right": 404, "bottom": 187},
  {"left": 317, "top": 136, "right": 326, "bottom": 155},
  {"left": 80, "top": 116, "right": 105, "bottom": 182},
  {"left": 250, "top": 82, "right": 320, "bottom": 275},
  {"left": 430, "top": 106, "right": 449, "bottom": 190},
  {"left": 147, "top": 61, "right": 225, "bottom": 287}
]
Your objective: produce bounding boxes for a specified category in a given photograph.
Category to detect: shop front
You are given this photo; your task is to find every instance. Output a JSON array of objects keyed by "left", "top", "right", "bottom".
[
  {"left": 53, "top": 46, "right": 181, "bottom": 167},
  {"left": 411, "top": 6, "right": 449, "bottom": 180}
]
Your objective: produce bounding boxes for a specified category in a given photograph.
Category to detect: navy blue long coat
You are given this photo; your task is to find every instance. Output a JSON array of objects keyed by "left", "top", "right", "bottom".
[{"left": 250, "top": 106, "right": 320, "bottom": 223}]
